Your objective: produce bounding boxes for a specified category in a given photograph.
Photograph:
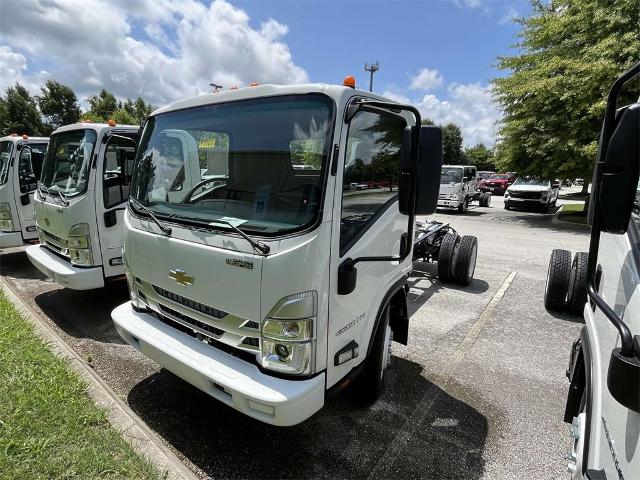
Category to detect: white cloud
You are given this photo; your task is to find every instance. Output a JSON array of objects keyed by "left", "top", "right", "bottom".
[
  {"left": 417, "top": 83, "right": 500, "bottom": 146},
  {"left": 383, "top": 82, "right": 500, "bottom": 146},
  {"left": 409, "top": 68, "right": 444, "bottom": 91},
  {"left": 499, "top": 6, "right": 520, "bottom": 25},
  {"left": 0, "top": 0, "right": 308, "bottom": 107}
]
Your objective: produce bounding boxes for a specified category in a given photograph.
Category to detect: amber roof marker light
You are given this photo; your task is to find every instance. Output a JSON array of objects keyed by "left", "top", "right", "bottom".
[{"left": 343, "top": 75, "right": 356, "bottom": 89}]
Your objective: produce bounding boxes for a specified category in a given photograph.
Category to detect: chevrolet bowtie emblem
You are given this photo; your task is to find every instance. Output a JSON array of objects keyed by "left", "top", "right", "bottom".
[{"left": 169, "top": 269, "right": 194, "bottom": 286}]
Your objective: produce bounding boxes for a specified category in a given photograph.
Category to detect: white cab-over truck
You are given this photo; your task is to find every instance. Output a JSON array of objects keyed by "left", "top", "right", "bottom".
[
  {"left": 111, "top": 81, "right": 448, "bottom": 426},
  {"left": 0, "top": 134, "right": 49, "bottom": 248},
  {"left": 544, "top": 63, "right": 640, "bottom": 479},
  {"left": 438, "top": 165, "right": 491, "bottom": 212},
  {"left": 27, "top": 122, "right": 139, "bottom": 289}
]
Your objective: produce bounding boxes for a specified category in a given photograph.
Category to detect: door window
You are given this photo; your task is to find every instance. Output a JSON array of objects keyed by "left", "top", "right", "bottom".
[
  {"left": 340, "top": 110, "right": 406, "bottom": 253},
  {"left": 103, "top": 136, "right": 137, "bottom": 208},
  {"left": 18, "top": 143, "right": 48, "bottom": 193}
]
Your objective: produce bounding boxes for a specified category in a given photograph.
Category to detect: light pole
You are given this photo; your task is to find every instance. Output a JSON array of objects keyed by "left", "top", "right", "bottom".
[{"left": 364, "top": 62, "right": 380, "bottom": 92}]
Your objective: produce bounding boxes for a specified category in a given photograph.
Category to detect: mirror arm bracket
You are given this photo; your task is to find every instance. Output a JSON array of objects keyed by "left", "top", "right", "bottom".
[{"left": 587, "top": 279, "right": 634, "bottom": 358}]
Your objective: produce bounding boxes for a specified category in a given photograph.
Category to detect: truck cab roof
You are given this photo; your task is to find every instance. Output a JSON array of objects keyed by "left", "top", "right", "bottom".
[
  {"left": 51, "top": 122, "right": 139, "bottom": 135},
  {"left": 0, "top": 135, "right": 49, "bottom": 144},
  {"left": 152, "top": 83, "right": 397, "bottom": 117}
]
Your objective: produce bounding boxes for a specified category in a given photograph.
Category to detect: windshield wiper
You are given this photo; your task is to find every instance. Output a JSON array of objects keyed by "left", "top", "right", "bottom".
[
  {"left": 37, "top": 182, "right": 49, "bottom": 198},
  {"left": 182, "top": 216, "right": 270, "bottom": 255},
  {"left": 129, "top": 198, "right": 172, "bottom": 236},
  {"left": 54, "top": 189, "right": 69, "bottom": 206}
]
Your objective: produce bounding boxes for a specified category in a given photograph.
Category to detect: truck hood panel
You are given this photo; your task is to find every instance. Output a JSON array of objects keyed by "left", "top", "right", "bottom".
[
  {"left": 127, "top": 228, "right": 263, "bottom": 322},
  {"left": 34, "top": 197, "right": 84, "bottom": 239},
  {"left": 508, "top": 185, "right": 549, "bottom": 193},
  {"left": 439, "top": 183, "right": 461, "bottom": 195}
]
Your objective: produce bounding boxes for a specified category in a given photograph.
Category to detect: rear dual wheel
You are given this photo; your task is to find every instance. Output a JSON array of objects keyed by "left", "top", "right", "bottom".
[
  {"left": 544, "top": 250, "right": 588, "bottom": 315},
  {"left": 479, "top": 192, "right": 492, "bottom": 207},
  {"left": 438, "top": 233, "right": 478, "bottom": 286}
]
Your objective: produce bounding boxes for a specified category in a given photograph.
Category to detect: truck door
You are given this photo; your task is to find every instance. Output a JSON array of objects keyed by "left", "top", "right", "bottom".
[
  {"left": 327, "top": 107, "right": 410, "bottom": 388},
  {"left": 13, "top": 143, "right": 47, "bottom": 241},
  {"left": 96, "top": 134, "right": 137, "bottom": 277}
]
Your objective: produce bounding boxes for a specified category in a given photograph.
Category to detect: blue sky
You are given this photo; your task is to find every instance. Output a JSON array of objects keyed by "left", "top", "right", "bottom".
[{"left": 0, "top": 0, "right": 530, "bottom": 145}]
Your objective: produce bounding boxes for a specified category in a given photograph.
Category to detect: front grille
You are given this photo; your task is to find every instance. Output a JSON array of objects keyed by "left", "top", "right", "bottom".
[
  {"left": 145, "top": 283, "right": 261, "bottom": 355},
  {"left": 153, "top": 285, "right": 227, "bottom": 319},
  {"left": 510, "top": 191, "right": 542, "bottom": 199},
  {"left": 40, "top": 229, "right": 69, "bottom": 258},
  {"left": 158, "top": 303, "right": 224, "bottom": 337}
]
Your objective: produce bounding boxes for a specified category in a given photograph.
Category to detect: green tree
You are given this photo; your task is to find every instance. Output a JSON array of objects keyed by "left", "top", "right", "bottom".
[
  {"left": 111, "top": 109, "right": 137, "bottom": 125},
  {"left": 37, "top": 80, "right": 81, "bottom": 133},
  {"left": 0, "top": 83, "right": 43, "bottom": 136},
  {"left": 86, "top": 89, "right": 118, "bottom": 121},
  {"left": 441, "top": 123, "right": 463, "bottom": 164},
  {"left": 133, "top": 97, "right": 154, "bottom": 123},
  {"left": 493, "top": 0, "right": 640, "bottom": 186},
  {"left": 464, "top": 143, "right": 495, "bottom": 171}
]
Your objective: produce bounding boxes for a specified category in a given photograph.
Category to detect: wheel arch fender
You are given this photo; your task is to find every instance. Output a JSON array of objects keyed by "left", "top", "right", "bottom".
[{"left": 366, "top": 276, "right": 409, "bottom": 358}]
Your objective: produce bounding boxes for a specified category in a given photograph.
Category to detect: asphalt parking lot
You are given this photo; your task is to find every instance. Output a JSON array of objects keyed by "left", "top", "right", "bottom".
[{"left": 0, "top": 188, "right": 589, "bottom": 480}]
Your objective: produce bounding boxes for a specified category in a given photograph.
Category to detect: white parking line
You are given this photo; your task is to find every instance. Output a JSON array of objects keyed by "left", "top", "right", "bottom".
[{"left": 367, "top": 270, "right": 518, "bottom": 479}]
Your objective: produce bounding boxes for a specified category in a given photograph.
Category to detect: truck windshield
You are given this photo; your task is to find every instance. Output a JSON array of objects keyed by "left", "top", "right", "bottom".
[
  {"left": 0, "top": 141, "right": 13, "bottom": 185},
  {"left": 441, "top": 167, "right": 463, "bottom": 184},
  {"left": 131, "top": 94, "right": 334, "bottom": 235},
  {"left": 40, "top": 129, "right": 97, "bottom": 196}
]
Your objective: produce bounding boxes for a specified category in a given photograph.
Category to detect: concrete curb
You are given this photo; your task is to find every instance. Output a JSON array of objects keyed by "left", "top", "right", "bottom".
[{"left": 0, "top": 276, "right": 200, "bottom": 480}]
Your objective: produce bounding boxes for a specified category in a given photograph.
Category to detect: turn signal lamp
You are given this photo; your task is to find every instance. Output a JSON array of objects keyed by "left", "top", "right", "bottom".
[
  {"left": 250, "top": 82, "right": 259, "bottom": 87},
  {"left": 22, "top": 134, "right": 28, "bottom": 139},
  {"left": 108, "top": 119, "right": 116, "bottom": 127},
  {"left": 81, "top": 118, "right": 93, "bottom": 123},
  {"left": 343, "top": 75, "right": 356, "bottom": 88},
  {"left": 230, "top": 86, "right": 239, "bottom": 90}
]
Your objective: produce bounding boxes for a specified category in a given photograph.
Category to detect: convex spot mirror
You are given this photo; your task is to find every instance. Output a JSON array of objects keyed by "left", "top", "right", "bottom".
[{"left": 398, "top": 126, "right": 443, "bottom": 215}]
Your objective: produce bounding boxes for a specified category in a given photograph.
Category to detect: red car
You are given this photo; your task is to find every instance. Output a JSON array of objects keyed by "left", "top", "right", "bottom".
[{"left": 482, "top": 173, "right": 516, "bottom": 195}]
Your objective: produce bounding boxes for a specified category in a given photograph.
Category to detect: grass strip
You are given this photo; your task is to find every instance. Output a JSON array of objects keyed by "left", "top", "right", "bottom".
[{"left": 0, "top": 288, "right": 163, "bottom": 480}]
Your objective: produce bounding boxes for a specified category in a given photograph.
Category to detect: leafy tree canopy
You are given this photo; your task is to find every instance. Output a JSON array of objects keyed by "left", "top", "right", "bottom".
[
  {"left": 493, "top": 0, "right": 640, "bottom": 180},
  {"left": 37, "top": 80, "right": 81, "bottom": 133},
  {"left": 464, "top": 143, "right": 496, "bottom": 171},
  {"left": 0, "top": 83, "right": 44, "bottom": 136},
  {"left": 86, "top": 89, "right": 118, "bottom": 121},
  {"left": 441, "top": 123, "right": 463, "bottom": 165}
]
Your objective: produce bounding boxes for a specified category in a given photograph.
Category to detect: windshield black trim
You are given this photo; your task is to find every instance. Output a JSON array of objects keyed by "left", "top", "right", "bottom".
[
  {"left": 40, "top": 128, "right": 98, "bottom": 198},
  {"left": 131, "top": 93, "right": 337, "bottom": 239},
  {"left": 0, "top": 140, "right": 14, "bottom": 186}
]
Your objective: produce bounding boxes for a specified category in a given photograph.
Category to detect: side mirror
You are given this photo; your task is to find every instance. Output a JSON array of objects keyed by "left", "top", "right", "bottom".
[
  {"left": 590, "top": 103, "right": 640, "bottom": 233},
  {"left": 415, "top": 126, "right": 443, "bottom": 215}
]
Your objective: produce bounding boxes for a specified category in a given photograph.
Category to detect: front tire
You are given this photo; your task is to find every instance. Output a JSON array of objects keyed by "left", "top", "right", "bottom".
[
  {"left": 356, "top": 306, "right": 392, "bottom": 402},
  {"left": 544, "top": 249, "right": 572, "bottom": 311},
  {"left": 437, "top": 232, "right": 460, "bottom": 283},
  {"left": 457, "top": 197, "right": 468, "bottom": 213}
]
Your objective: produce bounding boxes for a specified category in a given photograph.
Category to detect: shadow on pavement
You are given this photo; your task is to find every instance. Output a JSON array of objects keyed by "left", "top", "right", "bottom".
[
  {"left": 408, "top": 262, "right": 489, "bottom": 315},
  {"left": 0, "top": 249, "right": 48, "bottom": 281},
  {"left": 127, "top": 356, "right": 488, "bottom": 479},
  {"left": 435, "top": 207, "right": 489, "bottom": 217},
  {"left": 33, "top": 282, "right": 129, "bottom": 343},
  {"left": 545, "top": 307, "right": 585, "bottom": 324}
]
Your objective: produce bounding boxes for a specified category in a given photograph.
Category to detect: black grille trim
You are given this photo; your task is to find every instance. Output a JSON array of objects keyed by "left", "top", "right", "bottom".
[
  {"left": 158, "top": 303, "right": 225, "bottom": 337},
  {"left": 153, "top": 285, "right": 227, "bottom": 319}
]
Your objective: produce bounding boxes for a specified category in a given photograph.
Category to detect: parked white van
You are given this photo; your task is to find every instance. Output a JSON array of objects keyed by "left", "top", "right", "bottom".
[
  {"left": 26, "top": 122, "right": 139, "bottom": 289},
  {"left": 111, "top": 80, "right": 446, "bottom": 426},
  {"left": 0, "top": 134, "right": 49, "bottom": 248}
]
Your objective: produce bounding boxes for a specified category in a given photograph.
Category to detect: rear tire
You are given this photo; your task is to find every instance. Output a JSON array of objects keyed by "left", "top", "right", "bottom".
[
  {"left": 567, "top": 252, "right": 588, "bottom": 316},
  {"left": 544, "top": 249, "right": 572, "bottom": 311},
  {"left": 355, "top": 305, "right": 392, "bottom": 402},
  {"left": 483, "top": 192, "right": 492, "bottom": 207},
  {"left": 504, "top": 203, "right": 511, "bottom": 211},
  {"left": 457, "top": 197, "right": 468, "bottom": 213},
  {"left": 437, "top": 232, "right": 460, "bottom": 283},
  {"left": 453, "top": 235, "right": 478, "bottom": 286}
]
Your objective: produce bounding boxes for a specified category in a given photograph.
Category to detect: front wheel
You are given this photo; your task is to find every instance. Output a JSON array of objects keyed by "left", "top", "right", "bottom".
[{"left": 355, "top": 306, "right": 392, "bottom": 402}]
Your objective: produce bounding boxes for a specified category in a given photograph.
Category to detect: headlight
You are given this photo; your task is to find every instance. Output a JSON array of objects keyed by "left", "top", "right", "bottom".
[
  {"left": 449, "top": 193, "right": 459, "bottom": 200},
  {"left": 0, "top": 203, "right": 13, "bottom": 231},
  {"left": 260, "top": 291, "right": 316, "bottom": 376},
  {"left": 67, "top": 223, "right": 92, "bottom": 266}
]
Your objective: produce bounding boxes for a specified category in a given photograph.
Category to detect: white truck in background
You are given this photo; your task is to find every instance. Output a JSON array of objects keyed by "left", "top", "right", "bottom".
[
  {"left": 110, "top": 80, "right": 479, "bottom": 426},
  {"left": 0, "top": 134, "right": 49, "bottom": 248},
  {"left": 26, "top": 122, "right": 139, "bottom": 290},
  {"left": 438, "top": 165, "right": 491, "bottom": 212},
  {"left": 544, "top": 62, "right": 640, "bottom": 480}
]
